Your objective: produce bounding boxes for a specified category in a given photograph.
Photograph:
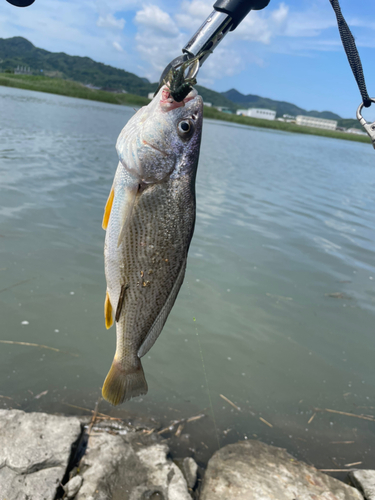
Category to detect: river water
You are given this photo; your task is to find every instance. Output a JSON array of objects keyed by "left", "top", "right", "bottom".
[{"left": 0, "top": 86, "right": 374, "bottom": 473}]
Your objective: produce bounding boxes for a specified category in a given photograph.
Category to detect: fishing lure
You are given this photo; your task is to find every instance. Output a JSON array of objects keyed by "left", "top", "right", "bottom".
[{"left": 154, "top": 54, "right": 202, "bottom": 103}]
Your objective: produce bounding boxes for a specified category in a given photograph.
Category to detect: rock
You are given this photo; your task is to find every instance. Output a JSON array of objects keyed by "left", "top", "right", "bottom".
[
  {"left": 200, "top": 440, "right": 364, "bottom": 500},
  {"left": 0, "top": 409, "right": 82, "bottom": 500},
  {"left": 182, "top": 457, "right": 198, "bottom": 489},
  {"left": 350, "top": 470, "right": 375, "bottom": 499},
  {"left": 75, "top": 431, "right": 133, "bottom": 499},
  {"left": 136, "top": 444, "right": 192, "bottom": 500},
  {"left": 76, "top": 431, "right": 192, "bottom": 500},
  {"left": 63, "top": 475, "right": 83, "bottom": 498}
]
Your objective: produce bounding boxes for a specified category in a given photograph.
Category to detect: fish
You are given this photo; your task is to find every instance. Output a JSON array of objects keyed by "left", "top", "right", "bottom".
[{"left": 101, "top": 84, "right": 203, "bottom": 406}]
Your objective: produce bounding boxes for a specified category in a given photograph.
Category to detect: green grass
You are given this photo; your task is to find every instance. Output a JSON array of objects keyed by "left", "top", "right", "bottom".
[
  {"left": 203, "top": 106, "right": 371, "bottom": 145},
  {"left": 0, "top": 73, "right": 149, "bottom": 107},
  {"left": 0, "top": 73, "right": 370, "bottom": 145}
]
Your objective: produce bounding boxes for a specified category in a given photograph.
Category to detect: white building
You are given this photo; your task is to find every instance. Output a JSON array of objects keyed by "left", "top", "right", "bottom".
[
  {"left": 148, "top": 92, "right": 155, "bottom": 100},
  {"left": 296, "top": 115, "right": 337, "bottom": 130},
  {"left": 236, "top": 108, "right": 276, "bottom": 121},
  {"left": 203, "top": 102, "right": 212, "bottom": 107}
]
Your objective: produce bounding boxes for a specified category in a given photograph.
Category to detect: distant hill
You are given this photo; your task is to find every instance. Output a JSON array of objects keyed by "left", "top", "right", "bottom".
[
  {"left": 221, "top": 89, "right": 360, "bottom": 129},
  {"left": 222, "top": 88, "right": 341, "bottom": 120},
  {"left": 195, "top": 85, "right": 235, "bottom": 108},
  {"left": 0, "top": 36, "right": 360, "bottom": 128},
  {"left": 0, "top": 36, "right": 155, "bottom": 97}
]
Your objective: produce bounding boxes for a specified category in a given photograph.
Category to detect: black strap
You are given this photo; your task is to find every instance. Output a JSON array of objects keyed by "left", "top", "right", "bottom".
[{"left": 329, "top": 0, "right": 371, "bottom": 108}]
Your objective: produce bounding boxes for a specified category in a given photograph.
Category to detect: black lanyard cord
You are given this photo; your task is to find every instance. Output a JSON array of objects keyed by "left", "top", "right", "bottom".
[{"left": 329, "top": 0, "right": 371, "bottom": 108}]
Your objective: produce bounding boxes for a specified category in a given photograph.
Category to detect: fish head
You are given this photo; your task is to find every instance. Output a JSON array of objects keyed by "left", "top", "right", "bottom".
[{"left": 116, "top": 86, "right": 203, "bottom": 183}]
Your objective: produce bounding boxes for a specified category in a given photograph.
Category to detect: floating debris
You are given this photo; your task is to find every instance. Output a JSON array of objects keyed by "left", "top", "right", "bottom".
[
  {"left": 266, "top": 293, "right": 293, "bottom": 302},
  {"left": 315, "top": 407, "right": 375, "bottom": 422},
  {"left": 259, "top": 417, "right": 273, "bottom": 428},
  {"left": 0, "top": 278, "right": 33, "bottom": 294},
  {"left": 220, "top": 394, "right": 241, "bottom": 412},
  {"left": 0, "top": 340, "right": 78, "bottom": 357},
  {"left": 326, "top": 292, "right": 351, "bottom": 299},
  {"left": 34, "top": 390, "right": 48, "bottom": 400},
  {"left": 307, "top": 412, "right": 316, "bottom": 424}
]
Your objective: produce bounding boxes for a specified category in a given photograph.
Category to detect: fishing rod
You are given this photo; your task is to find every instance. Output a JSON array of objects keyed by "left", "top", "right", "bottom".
[
  {"left": 5, "top": 0, "right": 375, "bottom": 146},
  {"left": 158, "top": 0, "right": 270, "bottom": 89},
  {"left": 157, "top": 0, "right": 375, "bottom": 147}
]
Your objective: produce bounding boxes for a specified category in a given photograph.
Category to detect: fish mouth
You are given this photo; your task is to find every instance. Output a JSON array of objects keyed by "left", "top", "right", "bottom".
[{"left": 160, "top": 85, "right": 200, "bottom": 112}]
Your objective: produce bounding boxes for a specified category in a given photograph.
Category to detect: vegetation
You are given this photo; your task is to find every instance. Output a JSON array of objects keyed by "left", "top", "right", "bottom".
[
  {"left": 0, "top": 73, "right": 149, "bottom": 106},
  {"left": 0, "top": 36, "right": 156, "bottom": 97},
  {"left": 0, "top": 73, "right": 370, "bottom": 145},
  {"left": 0, "top": 36, "right": 361, "bottom": 129},
  {"left": 202, "top": 106, "right": 371, "bottom": 144}
]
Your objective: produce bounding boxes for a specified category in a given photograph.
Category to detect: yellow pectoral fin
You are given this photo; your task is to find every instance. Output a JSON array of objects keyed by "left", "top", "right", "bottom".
[
  {"left": 105, "top": 291, "right": 114, "bottom": 329},
  {"left": 102, "top": 188, "right": 114, "bottom": 230}
]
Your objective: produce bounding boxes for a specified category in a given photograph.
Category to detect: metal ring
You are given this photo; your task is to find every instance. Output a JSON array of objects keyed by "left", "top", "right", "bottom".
[
  {"left": 184, "top": 59, "right": 200, "bottom": 81},
  {"left": 356, "top": 97, "right": 375, "bottom": 121}
]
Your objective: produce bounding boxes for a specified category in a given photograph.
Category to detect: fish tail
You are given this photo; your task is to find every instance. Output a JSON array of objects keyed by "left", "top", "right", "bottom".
[{"left": 102, "top": 358, "right": 148, "bottom": 406}]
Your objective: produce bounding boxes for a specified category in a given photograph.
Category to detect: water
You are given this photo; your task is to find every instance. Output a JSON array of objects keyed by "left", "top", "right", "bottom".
[{"left": 1, "top": 86, "right": 374, "bottom": 473}]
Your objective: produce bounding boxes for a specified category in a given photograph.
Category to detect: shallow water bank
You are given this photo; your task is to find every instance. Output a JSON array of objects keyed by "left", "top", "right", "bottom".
[
  {"left": 0, "top": 73, "right": 370, "bottom": 144},
  {"left": 1, "top": 409, "right": 371, "bottom": 500},
  {"left": 1, "top": 86, "right": 375, "bottom": 477}
]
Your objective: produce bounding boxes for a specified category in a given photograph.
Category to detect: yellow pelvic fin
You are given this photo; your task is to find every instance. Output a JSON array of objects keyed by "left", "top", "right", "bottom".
[
  {"left": 104, "top": 291, "right": 114, "bottom": 329},
  {"left": 102, "top": 188, "right": 114, "bottom": 230}
]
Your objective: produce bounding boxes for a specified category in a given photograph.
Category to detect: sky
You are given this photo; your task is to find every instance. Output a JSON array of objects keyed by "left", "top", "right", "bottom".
[{"left": 1, "top": 0, "right": 375, "bottom": 119}]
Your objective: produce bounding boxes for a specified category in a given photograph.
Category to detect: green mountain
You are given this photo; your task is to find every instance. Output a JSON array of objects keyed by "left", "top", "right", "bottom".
[
  {"left": 0, "top": 36, "right": 360, "bottom": 128},
  {"left": 0, "top": 36, "right": 156, "bottom": 96},
  {"left": 222, "top": 88, "right": 341, "bottom": 120}
]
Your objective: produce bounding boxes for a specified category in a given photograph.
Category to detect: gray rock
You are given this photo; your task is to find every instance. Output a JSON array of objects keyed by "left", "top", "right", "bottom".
[
  {"left": 0, "top": 409, "right": 82, "bottom": 500},
  {"left": 76, "top": 430, "right": 192, "bottom": 500},
  {"left": 136, "top": 444, "right": 192, "bottom": 500},
  {"left": 200, "top": 440, "right": 364, "bottom": 500},
  {"left": 64, "top": 475, "right": 83, "bottom": 498},
  {"left": 182, "top": 457, "right": 198, "bottom": 489},
  {"left": 75, "top": 431, "right": 133, "bottom": 500},
  {"left": 350, "top": 470, "right": 375, "bottom": 499}
]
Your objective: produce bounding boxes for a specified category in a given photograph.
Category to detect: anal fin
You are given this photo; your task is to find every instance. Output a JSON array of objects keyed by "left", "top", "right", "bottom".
[{"left": 104, "top": 291, "right": 113, "bottom": 329}]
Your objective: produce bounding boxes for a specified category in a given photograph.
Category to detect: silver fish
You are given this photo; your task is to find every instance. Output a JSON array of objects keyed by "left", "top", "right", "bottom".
[{"left": 101, "top": 85, "right": 203, "bottom": 405}]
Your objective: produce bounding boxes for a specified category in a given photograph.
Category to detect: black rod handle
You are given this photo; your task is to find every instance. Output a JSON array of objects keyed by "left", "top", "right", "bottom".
[{"left": 214, "top": 0, "right": 271, "bottom": 30}]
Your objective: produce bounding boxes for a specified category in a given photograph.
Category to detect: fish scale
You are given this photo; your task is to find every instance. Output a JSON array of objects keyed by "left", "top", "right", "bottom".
[{"left": 102, "top": 87, "right": 203, "bottom": 405}]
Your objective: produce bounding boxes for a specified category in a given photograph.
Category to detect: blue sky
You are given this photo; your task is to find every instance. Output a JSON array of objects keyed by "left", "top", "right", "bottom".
[{"left": 1, "top": 0, "right": 375, "bottom": 119}]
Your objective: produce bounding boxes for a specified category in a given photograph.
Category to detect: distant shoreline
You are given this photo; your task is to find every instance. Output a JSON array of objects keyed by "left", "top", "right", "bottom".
[{"left": 0, "top": 73, "right": 370, "bottom": 145}]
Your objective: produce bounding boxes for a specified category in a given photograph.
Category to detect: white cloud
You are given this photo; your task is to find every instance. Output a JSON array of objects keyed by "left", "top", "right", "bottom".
[
  {"left": 135, "top": 4, "right": 179, "bottom": 37},
  {"left": 97, "top": 13, "right": 125, "bottom": 30},
  {"left": 197, "top": 46, "right": 246, "bottom": 86},
  {"left": 113, "top": 41, "right": 124, "bottom": 52},
  {"left": 175, "top": 0, "right": 212, "bottom": 30},
  {"left": 234, "top": 3, "right": 289, "bottom": 44},
  {"left": 2, "top": 0, "right": 374, "bottom": 96},
  {"left": 133, "top": 4, "right": 186, "bottom": 81}
]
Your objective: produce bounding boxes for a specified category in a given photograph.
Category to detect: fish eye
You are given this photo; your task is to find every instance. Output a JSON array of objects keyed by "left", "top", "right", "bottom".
[{"left": 177, "top": 120, "right": 193, "bottom": 137}]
